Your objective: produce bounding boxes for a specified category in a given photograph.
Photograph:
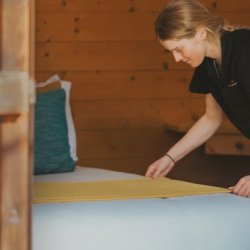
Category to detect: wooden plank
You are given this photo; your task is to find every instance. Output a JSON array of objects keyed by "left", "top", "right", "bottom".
[
  {"left": 35, "top": 70, "right": 196, "bottom": 100},
  {"left": 35, "top": 12, "right": 250, "bottom": 42},
  {"left": 0, "top": 72, "right": 30, "bottom": 115},
  {"left": 36, "top": 0, "right": 250, "bottom": 12},
  {"left": 206, "top": 134, "right": 250, "bottom": 155},
  {"left": 72, "top": 98, "right": 238, "bottom": 134},
  {"left": 0, "top": 0, "right": 34, "bottom": 249},
  {"left": 133, "top": 0, "right": 250, "bottom": 12},
  {"left": 0, "top": 113, "right": 31, "bottom": 250},
  {"left": 72, "top": 98, "right": 204, "bottom": 130},
  {"left": 203, "top": 0, "right": 250, "bottom": 12},
  {"left": 164, "top": 115, "right": 239, "bottom": 134},
  {"left": 35, "top": 71, "right": 239, "bottom": 135},
  {"left": 2, "top": 0, "right": 29, "bottom": 71},
  {"left": 76, "top": 128, "right": 171, "bottom": 159},
  {"left": 218, "top": 120, "right": 241, "bottom": 134},
  {"left": 35, "top": 42, "right": 188, "bottom": 71},
  {"left": 29, "top": 0, "right": 35, "bottom": 77},
  {"left": 222, "top": 13, "right": 250, "bottom": 26},
  {"left": 36, "top": 12, "right": 156, "bottom": 42},
  {"left": 36, "top": 0, "right": 134, "bottom": 12}
]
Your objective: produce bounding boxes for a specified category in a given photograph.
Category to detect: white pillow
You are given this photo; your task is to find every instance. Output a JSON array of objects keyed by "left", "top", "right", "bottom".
[{"left": 36, "top": 75, "right": 78, "bottom": 161}]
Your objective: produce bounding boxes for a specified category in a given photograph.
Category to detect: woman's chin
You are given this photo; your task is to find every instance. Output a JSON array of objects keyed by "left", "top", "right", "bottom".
[
  {"left": 188, "top": 62, "right": 196, "bottom": 68},
  {"left": 189, "top": 61, "right": 201, "bottom": 68}
]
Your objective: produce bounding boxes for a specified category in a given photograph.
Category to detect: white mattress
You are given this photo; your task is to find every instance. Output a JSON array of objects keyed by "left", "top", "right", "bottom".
[
  {"left": 33, "top": 166, "right": 250, "bottom": 250},
  {"left": 33, "top": 166, "right": 142, "bottom": 182}
]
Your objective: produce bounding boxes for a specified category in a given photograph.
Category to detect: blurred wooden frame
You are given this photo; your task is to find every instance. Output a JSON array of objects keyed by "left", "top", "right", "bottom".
[{"left": 0, "top": 0, "right": 35, "bottom": 250}]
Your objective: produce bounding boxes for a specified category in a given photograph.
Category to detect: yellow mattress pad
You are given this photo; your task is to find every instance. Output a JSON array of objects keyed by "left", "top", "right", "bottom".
[{"left": 33, "top": 177, "right": 230, "bottom": 203}]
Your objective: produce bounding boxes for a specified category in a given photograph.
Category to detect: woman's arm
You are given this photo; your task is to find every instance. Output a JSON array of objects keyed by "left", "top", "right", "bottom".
[
  {"left": 167, "top": 93, "right": 224, "bottom": 161},
  {"left": 145, "top": 93, "right": 224, "bottom": 178}
]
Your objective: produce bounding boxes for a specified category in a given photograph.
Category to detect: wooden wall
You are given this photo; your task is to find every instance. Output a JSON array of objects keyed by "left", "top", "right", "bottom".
[{"left": 35, "top": 0, "right": 250, "bottom": 187}]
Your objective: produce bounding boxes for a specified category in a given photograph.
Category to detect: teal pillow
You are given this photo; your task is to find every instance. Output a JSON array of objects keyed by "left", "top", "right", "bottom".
[{"left": 34, "top": 89, "right": 75, "bottom": 175}]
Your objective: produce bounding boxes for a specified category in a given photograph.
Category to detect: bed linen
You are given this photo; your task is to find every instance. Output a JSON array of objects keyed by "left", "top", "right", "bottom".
[
  {"left": 33, "top": 177, "right": 229, "bottom": 203},
  {"left": 33, "top": 166, "right": 250, "bottom": 250}
]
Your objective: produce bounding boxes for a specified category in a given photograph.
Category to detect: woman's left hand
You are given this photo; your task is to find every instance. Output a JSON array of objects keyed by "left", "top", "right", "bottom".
[{"left": 228, "top": 175, "right": 250, "bottom": 198}]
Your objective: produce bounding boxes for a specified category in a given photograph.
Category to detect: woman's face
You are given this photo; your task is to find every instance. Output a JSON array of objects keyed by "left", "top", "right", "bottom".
[{"left": 160, "top": 31, "right": 207, "bottom": 68}]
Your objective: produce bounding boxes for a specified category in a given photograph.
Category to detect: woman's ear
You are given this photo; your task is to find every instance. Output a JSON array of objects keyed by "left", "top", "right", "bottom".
[{"left": 196, "top": 27, "right": 207, "bottom": 40}]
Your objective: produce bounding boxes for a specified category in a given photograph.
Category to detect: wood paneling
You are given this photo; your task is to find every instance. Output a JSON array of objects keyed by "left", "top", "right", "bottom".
[
  {"left": 36, "top": 70, "right": 195, "bottom": 100},
  {"left": 203, "top": 0, "right": 250, "bottom": 12},
  {"left": 36, "top": 42, "right": 189, "bottom": 71},
  {"left": 206, "top": 135, "right": 250, "bottom": 155},
  {"left": 72, "top": 98, "right": 204, "bottom": 130},
  {"left": 36, "top": 0, "right": 250, "bottom": 13},
  {"left": 36, "top": 12, "right": 156, "bottom": 42},
  {"left": 36, "top": 0, "right": 137, "bottom": 12},
  {"left": 36, "top": 12, "right": 250, "bottom": 42},
  {"left": 223, "top": 13, "right": 250, "bottom": 26},
  {"left": 35, "top": 0, "right": 250, "bottom": 179},
  {"left": 1, "top": 1, "right": 29, "bottom": 71},
  {"left": 76, "top": 128, "right": 171, "bottom": 159},
  {"left": 0, "top": 114, "right": 31, "bottom": 250}
]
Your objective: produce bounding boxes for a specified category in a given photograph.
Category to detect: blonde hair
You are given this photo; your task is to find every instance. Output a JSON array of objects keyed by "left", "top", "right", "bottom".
[{"left": 155, "top": 0, "right": 240, "bottom": 42}]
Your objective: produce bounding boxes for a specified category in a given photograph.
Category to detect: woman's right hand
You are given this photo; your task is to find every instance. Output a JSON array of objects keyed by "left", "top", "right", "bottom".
[{"left": 145, "top": 155, "right": 175, "bottom": 179}]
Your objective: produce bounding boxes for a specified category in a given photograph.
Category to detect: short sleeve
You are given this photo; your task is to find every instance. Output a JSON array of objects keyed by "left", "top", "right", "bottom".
[{"left": 189, "top": 61, "right": 211, "bottom": 94}]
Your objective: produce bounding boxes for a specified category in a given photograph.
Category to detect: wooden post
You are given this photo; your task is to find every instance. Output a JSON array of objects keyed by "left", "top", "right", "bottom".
[{"left": 0, "top": 0, "right": 35, "bottom": 250}]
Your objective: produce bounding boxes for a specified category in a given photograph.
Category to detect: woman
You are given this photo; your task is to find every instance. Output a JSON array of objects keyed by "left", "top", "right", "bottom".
[{"left": 145, "top": 0, "right": 250, "bottom": 197}]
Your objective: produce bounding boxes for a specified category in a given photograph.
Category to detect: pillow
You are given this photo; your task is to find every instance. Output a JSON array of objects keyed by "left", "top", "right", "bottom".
[
  {"left": 36, "top": 75, "right": 78, "bottom": 162},
  {"left": 60, "top": 80, "right": 78, "bottom": 161},
  {"left": 36, "top": 81, "right": 61, "bottom": 94},
  {"left": 34, "top": 88, "right": 75, "bottom": 174}
]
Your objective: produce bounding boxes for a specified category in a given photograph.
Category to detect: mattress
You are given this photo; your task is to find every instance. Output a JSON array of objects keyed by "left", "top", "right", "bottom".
[{"left": 33, "top": 166, "right": 250, "bottom": 250}]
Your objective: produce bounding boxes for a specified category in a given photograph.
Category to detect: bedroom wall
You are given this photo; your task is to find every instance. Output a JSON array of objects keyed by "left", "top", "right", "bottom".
[{"left": 35, "top": 0, "right": 250, "bottom": 187}]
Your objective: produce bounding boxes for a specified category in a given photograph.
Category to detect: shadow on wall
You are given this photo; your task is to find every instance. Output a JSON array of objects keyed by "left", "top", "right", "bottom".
[{"left": 166, "top": 131, "right": 250, "bottom": 188}]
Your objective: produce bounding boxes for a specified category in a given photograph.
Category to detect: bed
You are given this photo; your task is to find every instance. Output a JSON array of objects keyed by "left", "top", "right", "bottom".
[{"left": 33, "top": 166, "right": 250, "bottom": 250}]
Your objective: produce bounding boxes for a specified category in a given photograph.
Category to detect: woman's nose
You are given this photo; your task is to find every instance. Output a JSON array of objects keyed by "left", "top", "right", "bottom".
[{"left": 173, "top": 51, "right": 182, "bottom": 62}]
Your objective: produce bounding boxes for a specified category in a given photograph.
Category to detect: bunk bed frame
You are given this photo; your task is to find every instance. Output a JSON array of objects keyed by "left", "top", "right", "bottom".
[{"left": 0, "top": 1, "right": 35, "bottom": 249}]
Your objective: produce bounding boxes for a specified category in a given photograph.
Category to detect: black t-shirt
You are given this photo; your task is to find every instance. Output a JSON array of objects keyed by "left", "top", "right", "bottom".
[{"left": 189, "top": 29, "right": 250, "bottom": 138}]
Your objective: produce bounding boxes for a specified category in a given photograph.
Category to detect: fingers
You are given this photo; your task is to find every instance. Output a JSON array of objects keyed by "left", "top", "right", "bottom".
[
  {"left": 153, "top": 158, "right": 175, "bottom": 179},
  {"left": 237, "top": 185, "right": 247, "bottom": 197},
  {"left": 228, "top": 176, "right": 250, "bottom": 198},
  {"left": 153, "top": 164, "right": 167, "bottom": 179},
  {"left": 145, "top": 157, "right": 175, "bottom": 179},
  {"left": 145, "top": 160, "right": 159, "bottom": 178},
  {"left": 157, "top": 165, "right": 173, "bottom": 178},
  {"left": 241, "top": 188, "right": 250, "bottom": 198},
  {"left": 233, "top": 177, "right": 246, "bottom": 194},
  {"left": 145, "top": 166, "right": 156, "bottom": 178}
]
